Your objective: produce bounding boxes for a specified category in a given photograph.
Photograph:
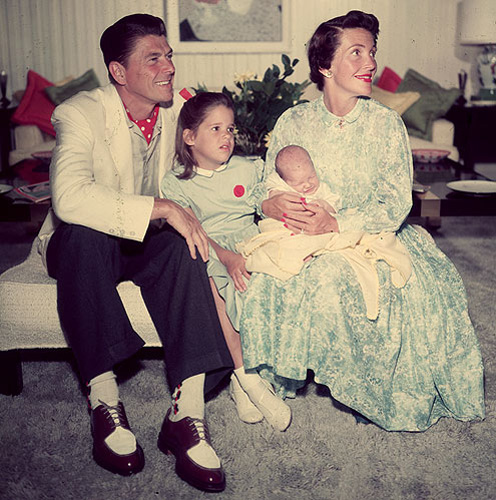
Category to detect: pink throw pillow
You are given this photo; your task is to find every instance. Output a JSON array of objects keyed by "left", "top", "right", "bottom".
[
  {"left": 376, "top": 67, "right": 402, "bottom": 93},
  {"left": 11, "top": 70, "right": 56, "bottom": 136}
]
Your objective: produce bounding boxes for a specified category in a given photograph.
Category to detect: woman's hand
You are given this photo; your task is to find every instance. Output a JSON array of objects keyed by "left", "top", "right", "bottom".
[
  {"left": 151, "top": 199, "right": 209, "bottom": 261},
  {"left": 297, "top": 202, "right": 340, "bottom": 235},
  {"left": 262, "top": 193, "right": 339, "bottom": 235},
  {"left": 262, "top": 192, "right": 308, "bottom": 221}
]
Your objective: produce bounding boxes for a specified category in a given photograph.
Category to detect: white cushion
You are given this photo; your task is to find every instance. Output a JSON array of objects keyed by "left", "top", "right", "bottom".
[
  {"left": 0, "top": 243, "right": 161, "bottom": 351},
  {"left": 371, "top": 85, "right": 421, "bottom": 115},
  {"left": 9, "top": 125, "right": 56, "bottom": 166},
  {"left": 430, "top": 118, "right": 455, "bottom": 147},
  {"left": 409, "top": 136, "right": 459, "bottom": 161}
]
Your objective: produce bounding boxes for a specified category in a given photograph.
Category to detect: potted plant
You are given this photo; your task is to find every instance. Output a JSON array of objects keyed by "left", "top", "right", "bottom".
[{"left": 196, "top": 55, "right": 310, "bottom": 158}]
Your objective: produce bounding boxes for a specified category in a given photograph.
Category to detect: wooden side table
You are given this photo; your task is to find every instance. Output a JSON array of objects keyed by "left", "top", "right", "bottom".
[
  {"left": 410, "top": 158, "right": 496, "bottom": 228},
  {"left": 0, "top": 104, "right": 17, "bottom": 175},
  {"left": 0, "top": 193, "right": 50, "bottom": 227},
  {"left": 446, "top": 103, "right": 496, "bottom": 170}
]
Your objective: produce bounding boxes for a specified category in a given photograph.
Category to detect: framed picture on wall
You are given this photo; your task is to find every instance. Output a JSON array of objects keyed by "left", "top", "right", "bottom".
[{"left": 166, "top": 0, "right": 291, "bottom": 53}]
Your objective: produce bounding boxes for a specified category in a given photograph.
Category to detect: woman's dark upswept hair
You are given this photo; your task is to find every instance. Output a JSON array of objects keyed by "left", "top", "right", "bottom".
[
  {"left": 307, "top": 10, "right": 380, "bottom": 91},
  {"left": 100, "top": 13, "right": 167, "bottom": 84},
  {"left": 175, "top": 92, "right": 235, "bottom": 180}
]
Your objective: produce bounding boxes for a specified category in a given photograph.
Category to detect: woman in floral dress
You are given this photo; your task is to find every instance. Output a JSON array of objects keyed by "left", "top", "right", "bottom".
[{"left": 239, "top": 10, "right": 485, "bottom": 431}]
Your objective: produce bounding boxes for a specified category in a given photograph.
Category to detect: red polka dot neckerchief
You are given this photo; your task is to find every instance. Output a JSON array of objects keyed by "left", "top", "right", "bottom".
[
  {"left": 123, "top": 89, "right": 193, "bottom": 145},
  {"left": 125, "top": 105, "right": 159, "bottom": 145}
]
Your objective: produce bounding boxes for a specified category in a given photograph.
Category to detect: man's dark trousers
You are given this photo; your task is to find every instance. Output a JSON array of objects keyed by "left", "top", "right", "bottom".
[{"left": 46, "top": 222, "right": 233, "bottom": 393}]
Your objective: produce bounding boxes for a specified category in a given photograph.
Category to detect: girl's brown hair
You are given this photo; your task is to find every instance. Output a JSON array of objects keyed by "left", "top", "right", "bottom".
[{"left": 175, "top": 92, "right": 235, "bottom": 179}]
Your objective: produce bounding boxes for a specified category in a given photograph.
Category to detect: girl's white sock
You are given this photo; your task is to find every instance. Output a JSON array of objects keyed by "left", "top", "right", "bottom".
[{"left": 233, "top": 366, "right": 264, "bottom": 394}]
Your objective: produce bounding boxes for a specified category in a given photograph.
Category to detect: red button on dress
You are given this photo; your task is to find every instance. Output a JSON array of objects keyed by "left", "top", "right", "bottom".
[{"left": 233, "top": 185, "right": 245, "bottom": 197}]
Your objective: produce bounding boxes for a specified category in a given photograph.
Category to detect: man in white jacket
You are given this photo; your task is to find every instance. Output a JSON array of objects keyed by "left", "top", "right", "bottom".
[{"left": 41, "top": 14, "right": 232, "bottom": 492}]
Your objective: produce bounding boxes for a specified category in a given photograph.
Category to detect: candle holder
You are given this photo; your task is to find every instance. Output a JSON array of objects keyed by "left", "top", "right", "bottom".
[{"left": 0, "top": 71, "right": 11, "bottom": 108}]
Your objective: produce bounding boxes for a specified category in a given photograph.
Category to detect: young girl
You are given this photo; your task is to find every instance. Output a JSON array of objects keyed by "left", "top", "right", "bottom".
[{"left": 161, "top": 92, "right": 291, "bottom": 432}]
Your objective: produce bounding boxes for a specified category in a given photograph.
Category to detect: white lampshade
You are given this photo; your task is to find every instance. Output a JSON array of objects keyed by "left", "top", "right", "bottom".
[{"left": 459, "top": 0, "right": 496, "bottom": 45}]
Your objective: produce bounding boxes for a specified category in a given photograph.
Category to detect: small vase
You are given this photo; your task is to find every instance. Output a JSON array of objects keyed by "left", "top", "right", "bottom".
[{"left": 0, "top": 71, "right": 11, "bottom": 108}]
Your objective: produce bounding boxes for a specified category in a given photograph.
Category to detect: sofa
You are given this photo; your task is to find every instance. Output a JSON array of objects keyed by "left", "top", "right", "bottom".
[
  {"left": 8, "top": 69, "right": 100, "bottom": 167},
  {"left": 10, "top": 106, "right": 459, "bottom": 166},
  {"left": 0, "top": 66, "right": 461, "bottom": 396},
  {"left": 372, "top": 66, "right": 461, "bottom": 161},
  {"left": 0, "top": 243, "right": 161, "bottom": 395},
  {"left": 302, "top": 66, "right": 460, "bottom": 161},
  {"left": 9, "top": 67, "right": 460, "bottom": 167},
  {"left": 9, "top": 124, "right": 56, "bottom": 167}
]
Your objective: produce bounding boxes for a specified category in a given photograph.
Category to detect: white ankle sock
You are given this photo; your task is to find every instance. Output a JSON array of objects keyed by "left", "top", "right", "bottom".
[
  {"left": 169, "top": 373, "right": 206, "bottom": 422},
  {"left": 89, "top": 372, "right": 136, "bottom": 455},
  {"left": 234, "top": 366, "right": 264, "bottom": 398},
  {"left": 88, "top": 371, "right": 119, "bottom": 409}
]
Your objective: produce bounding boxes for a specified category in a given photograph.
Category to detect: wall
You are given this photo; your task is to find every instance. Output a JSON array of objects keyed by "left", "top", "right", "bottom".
[
  {"left": 0, "top": 0, "right": 476, "bottom": 100},
  {"left": 0, "top": 0, "right": 165, "bottom": 93}
]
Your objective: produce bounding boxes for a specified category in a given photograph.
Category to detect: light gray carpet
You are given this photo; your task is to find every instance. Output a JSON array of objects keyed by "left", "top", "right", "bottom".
[{"left": 1, "top": 216, "right": 495, "bottom": 500}]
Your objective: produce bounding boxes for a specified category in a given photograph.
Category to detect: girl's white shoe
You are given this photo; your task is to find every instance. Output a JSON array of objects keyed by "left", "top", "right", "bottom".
[
  {"left": 249, "top": 379, "right": 292, "bottom": 432},
  {"left": 229, "top": 375, "right": 264, "bottom": 424}
]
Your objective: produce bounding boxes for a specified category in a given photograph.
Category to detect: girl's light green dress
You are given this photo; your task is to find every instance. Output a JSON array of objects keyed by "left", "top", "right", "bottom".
[
  {"left": 161, "top": 155, "right": 263, "bottom": 330},
  {"left": 239, "top": 97, "right": 485, "bottom": 432}
]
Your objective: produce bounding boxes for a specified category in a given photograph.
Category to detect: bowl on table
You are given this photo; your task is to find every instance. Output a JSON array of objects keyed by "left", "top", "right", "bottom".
[{"left": 412, "top": 149, "right": 450, "bottom": 164}]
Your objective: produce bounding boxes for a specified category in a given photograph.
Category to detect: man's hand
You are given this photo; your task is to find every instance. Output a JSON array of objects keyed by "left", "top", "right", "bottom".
[
  {"left": 262, "top": 192, "right": 339, "bottom": 235},
  {"left": 151, "top": 199, "right": 209, "bottom": 261}
]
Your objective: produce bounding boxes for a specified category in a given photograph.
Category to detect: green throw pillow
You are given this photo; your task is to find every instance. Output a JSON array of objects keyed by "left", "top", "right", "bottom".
[
  {"left": 396, "top": 69, "right": 460, "bottom": 141},
  {"left": 45, "top": 69, "right": 100, "bottom": 105}
]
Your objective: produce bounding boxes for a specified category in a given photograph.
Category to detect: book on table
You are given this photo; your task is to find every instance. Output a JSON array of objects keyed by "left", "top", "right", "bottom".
[{"left": 14, "top": 181, "right": 51, "bottom": 203}]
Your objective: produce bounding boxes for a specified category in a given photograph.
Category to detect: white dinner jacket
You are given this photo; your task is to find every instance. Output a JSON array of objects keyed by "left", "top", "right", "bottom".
[{"left": 38, "top": 83, "right": 184, "bottom": 261}]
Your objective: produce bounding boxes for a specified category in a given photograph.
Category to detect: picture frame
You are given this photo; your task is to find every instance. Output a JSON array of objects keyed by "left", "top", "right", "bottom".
[{"left": 166, "top": 0, "right": 291, "bottom": 54}]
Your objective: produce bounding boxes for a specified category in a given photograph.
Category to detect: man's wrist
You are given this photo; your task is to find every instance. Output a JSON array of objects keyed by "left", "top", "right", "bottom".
[{"left": 151, "top": 198, "right": 175, "bottom": 221}]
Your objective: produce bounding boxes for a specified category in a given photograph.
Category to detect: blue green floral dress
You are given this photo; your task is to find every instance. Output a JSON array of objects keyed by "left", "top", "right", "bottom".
[{"left": 239, "top": 97, "right": 485, "bottom": 432}]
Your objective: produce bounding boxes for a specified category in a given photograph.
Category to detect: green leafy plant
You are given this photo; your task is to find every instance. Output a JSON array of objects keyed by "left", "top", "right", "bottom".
[{"left": 196, "top": 54, "right": 310, "bottom": 157}]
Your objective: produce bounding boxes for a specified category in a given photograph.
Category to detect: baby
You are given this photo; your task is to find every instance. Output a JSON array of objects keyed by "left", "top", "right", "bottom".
[
  {"left": 238, "top": 143, "right": 343, "bottom": 277},
  {"left": 238, "top": 144, "right": 412, "bottom": 320},
  {"left": 266, "top": 144, "right": 340, "bottom": 215}
]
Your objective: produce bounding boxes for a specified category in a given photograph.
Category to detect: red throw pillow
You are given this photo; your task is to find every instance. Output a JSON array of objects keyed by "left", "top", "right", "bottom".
[
  {"left": 11, "top": 70, "right": 56, "bottom": 136},
  {"left": 376, "top": 66, "right": 402, "bottom": 93}
]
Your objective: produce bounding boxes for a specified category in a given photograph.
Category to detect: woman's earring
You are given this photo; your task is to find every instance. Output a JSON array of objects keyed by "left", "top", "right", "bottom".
[{"left": 325, "top": 70, "right": 333, "bottom": 79}]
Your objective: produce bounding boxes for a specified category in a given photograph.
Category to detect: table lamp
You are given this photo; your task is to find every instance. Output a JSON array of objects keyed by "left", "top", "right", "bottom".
[{"left": 459, "top": 0, "right": 496, "bottom": 100}]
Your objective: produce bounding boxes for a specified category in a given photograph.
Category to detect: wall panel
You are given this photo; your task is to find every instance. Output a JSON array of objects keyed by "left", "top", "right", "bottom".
[
  {"left": 0, "top": 0, "right": 165, "bottom": 92},
  {"left": 0, "top": 0, "right": 473, "bottom": 99}
]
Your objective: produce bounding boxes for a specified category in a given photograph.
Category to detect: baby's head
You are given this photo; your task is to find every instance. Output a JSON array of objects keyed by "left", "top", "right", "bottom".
[{"left": 275, "top": 145, "right": 320, "bottom": 196}]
